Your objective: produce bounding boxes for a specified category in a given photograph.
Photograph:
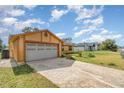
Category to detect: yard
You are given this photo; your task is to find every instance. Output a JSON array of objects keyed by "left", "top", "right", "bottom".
[
  {"left": 70, "top": 51, "right": 124, "bottom": 70},
  {"left": 0, "top": 64, "right": 58, "bottom": 88}
]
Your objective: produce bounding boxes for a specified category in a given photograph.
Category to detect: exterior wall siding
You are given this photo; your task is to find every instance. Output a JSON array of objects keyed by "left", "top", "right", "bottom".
[
  {"left": 25, "top": 32, "right": 60, "bottom": 44},
  {"left": 18, "top": 36, "right": 25, "bottom": 63},
  {"left": 25, "top": 33, "right": 41, "bottom": 42},
  {"left": 10, "top": 39, "right": 19, "bottom": 62}
]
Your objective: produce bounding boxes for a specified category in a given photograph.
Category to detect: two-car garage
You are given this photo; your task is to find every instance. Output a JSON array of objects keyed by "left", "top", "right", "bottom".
[
  {"left": 9, "top": 29, "right": 63, "bottom": 64},
  {"left": 26, "top": 43, "right": 58, "bottom": 62}
]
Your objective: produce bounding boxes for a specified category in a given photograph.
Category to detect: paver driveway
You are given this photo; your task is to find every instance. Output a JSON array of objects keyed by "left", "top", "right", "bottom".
[{"left": 27, "top": 58, "right": 124, "bottom": 88}]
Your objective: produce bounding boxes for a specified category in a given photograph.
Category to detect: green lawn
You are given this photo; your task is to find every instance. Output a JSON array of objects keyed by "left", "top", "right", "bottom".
[
  {"left": 70, "top": 51, "right": 124, "bottom": 70},
  {"left": 0, "top": 64, "right": 58, "bottom": 88}
]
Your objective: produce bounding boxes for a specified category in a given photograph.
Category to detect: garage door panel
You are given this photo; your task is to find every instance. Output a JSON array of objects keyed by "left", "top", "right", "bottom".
[{"left": 26, "top": 43, "right": 58, "bottom": 62}]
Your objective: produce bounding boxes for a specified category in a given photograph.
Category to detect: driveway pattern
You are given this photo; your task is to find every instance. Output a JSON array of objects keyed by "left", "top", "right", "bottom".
[{"left": 27, "top": 58, "right": 124, "bottom": 88}]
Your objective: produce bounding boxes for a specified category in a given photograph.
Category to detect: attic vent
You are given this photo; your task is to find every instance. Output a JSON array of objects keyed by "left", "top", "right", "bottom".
[{"left": 44, "top": 32, "right": 48, "bottom": 37}]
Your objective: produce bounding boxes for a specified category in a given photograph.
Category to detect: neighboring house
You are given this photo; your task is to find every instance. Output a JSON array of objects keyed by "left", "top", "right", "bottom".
[
  {"left": 85, "top": 42, "right": 100, "bottom": 51},
  {"left": 73, "top": 42, "right": 100, "bottom": 52},
  {"left": 73, "top": 43, "right": 85, "bottom": 52},
  {"left": 62, "top": 42, "right": 73, "bottom": 53},
  {"left": 9, "top": 29, "right": 63, "bottom": 64},
  {"left": 62, "top": 38, "right": 73, "bottom": 53}
]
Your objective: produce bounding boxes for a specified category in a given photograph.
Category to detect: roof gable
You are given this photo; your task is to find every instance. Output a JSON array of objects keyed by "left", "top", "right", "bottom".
[{"left": 9, "top": 29, "right": 64, "bottom": 43}]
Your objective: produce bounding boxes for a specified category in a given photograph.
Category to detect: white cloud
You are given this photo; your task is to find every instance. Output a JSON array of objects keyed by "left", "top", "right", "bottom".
[
  {"left": 2, "top": 17, "right": 18, "bottom": 25},
  {"left": 55, "top": 33, "right": 66, "bottom": 38},
  {"left": 0, "top": 28, "right": 8, "bottom": 34},
  {"left": 83, "top": 16, "right": 104, "bottom": 30},
  {"left": 112, "top": 34, "right": 122, "bottom": 39},
  {"left": 76, "top": 8, "right": 93, "bottom": 21},
  {"left": 8, "top": 9, "right": 25, "bottom": 17},
  {"left": 100, "top": 29, "right": 109, "bottom": 35},
  {"left": 72, "top": 6, "right": 104, "bottom": 39},
  {"left": 73, "top": 26, "right": 78, "bottom": 31},
  {"left": 14, "top": 22, "right": 26, "bottom": 30},
  {"left": 89, "top": 34, "right": 122, "bottom": 42},
  {"left": 89, "top": 29, "right": 122, "bottom": 42},
  {"left": 84, "top": 16, "right": 103, "bottom": 26},
  {"left": 74, "top": 16, "right": 104, "bottom": 38},
  {"left": 75, "top": 6, "right": 104, "bottom": 22},
  {"left": 67, "top": 5, "right": 83, "bottom": 12},
  {"left": 23, "top": 5, "right": 37, "bottom": 9},
  {"left": 74, "top": 29, "right": 92, "bottom": 37},
  {"left": 14, "top": 18, "right": 46, "bottom": 30},
  {"left": 23, "top": 18, "right": 45, "bottom": 25},
  {"left": 50, "top": 9, "right": 68, "bottom": 22},
  {"left": 91, "top": 16, "right": 103, "bottom": 26},
  {"left": 49, "top": 5, "right": 104, "bottom": 23},
  {"left": 83, "top": 19, "right": 91, "bottom": 24}
]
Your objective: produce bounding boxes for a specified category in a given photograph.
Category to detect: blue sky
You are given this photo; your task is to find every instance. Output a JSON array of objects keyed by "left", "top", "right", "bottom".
[{"left": 0, "top": 5, "right": 124, "bottom": 46}]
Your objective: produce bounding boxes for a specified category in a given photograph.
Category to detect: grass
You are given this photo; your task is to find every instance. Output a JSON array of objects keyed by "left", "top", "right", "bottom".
[
  {"left": 0, "top": 64, "right": 58, "bottom": 88},
  {"left": 70, "top": 51, "right": 124, "bottom": 70}
]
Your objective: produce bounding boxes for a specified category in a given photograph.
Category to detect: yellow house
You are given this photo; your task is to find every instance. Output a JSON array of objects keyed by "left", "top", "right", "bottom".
[{"left": 9, "top": 29, "right": 63, "bottom": 64}]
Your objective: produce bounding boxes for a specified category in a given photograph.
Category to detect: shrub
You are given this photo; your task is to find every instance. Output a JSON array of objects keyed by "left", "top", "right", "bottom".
[
  {"left": 108, "top": 63, "right": 117, "bottom": 66},
  {"left": 88, "top": 53, "right": 95, "bottom": 57},
  {"left": 61, "top": 54, "right": 67, "bottom": 57},
  {"left": 78, "top": 52, "right": 82, "bottom": 57},
  {"left": 100, "top": 62, "right": 104, "bottom": 65},
  {"left": 66, "top": 54, "right": 75, "bottom": 60}
]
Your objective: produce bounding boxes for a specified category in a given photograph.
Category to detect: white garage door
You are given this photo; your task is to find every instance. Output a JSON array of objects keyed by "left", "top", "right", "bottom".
[{"left": 26, "top": 43, "right": 58, "bottom": 62}]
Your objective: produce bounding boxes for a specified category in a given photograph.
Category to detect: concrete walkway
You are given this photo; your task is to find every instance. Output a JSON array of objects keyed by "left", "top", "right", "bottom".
[
  {"left": 0, "top": 59, "right": 17, "bottom": 67},
  {"left": 27, "top": 58, "right": 124, "bottom": 88}
]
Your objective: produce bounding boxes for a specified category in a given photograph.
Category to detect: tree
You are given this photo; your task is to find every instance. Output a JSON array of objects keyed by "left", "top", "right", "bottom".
[
  {"left": 22, "top": 27, "right": 39, "bottom": 33},
  {"left": 2, "top": 44, "right": 7, "bottom": 49},
  {"left": 22, "top": 27, "right": 33, "bottom": 33},
  {"left": 0, "top": 38, "right": 2, "bottom": 48},
  {"left": 62, "top": 37, "right": 72, "bottom": 43},
  {"left": 100, "top": 39, "right": 118, "bottom": 52},
  {"left": 33, "top": 28, "right": 39, "bottom": 32},
  {"left": 0, "top": 38, "right": 2, "bottom": 52}
]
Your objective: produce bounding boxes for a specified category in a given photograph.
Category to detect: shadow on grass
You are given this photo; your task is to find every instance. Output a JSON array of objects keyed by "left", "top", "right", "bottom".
[{"left": 12, "top": 64, "right": 35, "bottom": 76}]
